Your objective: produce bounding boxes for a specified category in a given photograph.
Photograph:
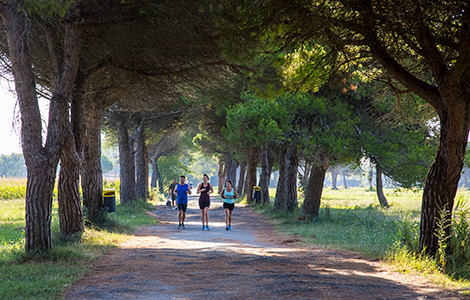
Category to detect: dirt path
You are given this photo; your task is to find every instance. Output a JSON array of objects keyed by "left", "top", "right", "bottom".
[{"left": 65, "top": 195, "right": 464, "bottom": 300}]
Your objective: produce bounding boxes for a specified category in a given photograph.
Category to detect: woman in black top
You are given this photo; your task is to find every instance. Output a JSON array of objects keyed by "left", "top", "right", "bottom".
[{"left": 197, "top": 174, "right": 213, "bottom": 231}]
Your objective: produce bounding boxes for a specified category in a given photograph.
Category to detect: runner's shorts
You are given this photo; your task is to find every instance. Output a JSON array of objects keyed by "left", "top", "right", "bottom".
[
  {"left": 223, "top": 202, "right": 235, "bottom": 211},
  {"left": 199, "top": 200, "right": 210, "bottom": 210},
  {"left": 177, "top": 203, "right": 187, "bottom": 212}
]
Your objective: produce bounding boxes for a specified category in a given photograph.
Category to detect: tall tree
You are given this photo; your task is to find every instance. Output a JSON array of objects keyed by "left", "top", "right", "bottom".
[
  {"left": 219, "top": 0, "right": 470, "bottom": 256},
  {"left": 0, "top": 1, "right": 82, "bottom": 251}
]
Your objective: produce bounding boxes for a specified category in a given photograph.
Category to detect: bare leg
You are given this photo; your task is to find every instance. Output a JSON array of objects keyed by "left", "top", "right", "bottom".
[
  {"left": 200, "top": 209, "right": 205, "bottom": 226},
  {"left": 204, "top": 207, "right": 209, "bottom": 226},
  {"left": 228, "top": 210, "right": 233, "bottom": 225},
  {"left": 224, "top": 208, "right": 229, "bottom": 226}
]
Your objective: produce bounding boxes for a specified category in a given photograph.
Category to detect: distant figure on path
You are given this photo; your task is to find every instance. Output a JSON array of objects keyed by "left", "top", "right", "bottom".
[
  {"left": 197, "top": 174, "right": 213, "bottom": 231},
  {"left": 221, "top": 179, "right": 238, "bottom": 231},
  {"left": 168, "top": 178, "right": 177, "bottom": 209},
  {"left": 175, "top": 175, "right": 191, "bottom": 229}
]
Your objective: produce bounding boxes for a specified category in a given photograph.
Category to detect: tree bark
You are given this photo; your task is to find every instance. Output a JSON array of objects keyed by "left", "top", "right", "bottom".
[
  {"left": 285, "top": 141, "right": 298, "bottom": 212},
  {"left": 225, "top": 153, "right": 237, "bottom": 188},
  {"left": 135, "top": 121, "right": 147, "bottom": 200},
  {"left": 274, "top": 143, "right": 287, "bottom": 210},
  {"left": 419, "top": 104, "right": 470, "bottom": 255},
  {"left": 237, "top": 161, "right": 246, "bottom": 197},
  {"left": 376, "top": 163, "right": 389, "bottom": 207},
  {"left": 117, "top": 116, "right": 136, "bottom": 205},
  {"left": 150, "top": 155, "right": 159, "bottom": 189},
  {"left": 304, "top": 162, "right": 311, "bottom": 188},
  {"left": 1, "top": 4, "right": 81, "bottom": 251},
  {"left": 302, "top": 160, "right": 330, "bottom": 218},
  {"left": 331, "top": 169, "right": 338, "bottom": 190},
  {"left": 259, "top": 142, "right": 270, "bottom": 204},
  {"left": 245, "top": 147, "right": 259, "bottom": 204},
  {"left": 82, "top": 97, "right": 104, "bottom": 221},
  {"left": 58, "top": 71, "right": 86, "bottom": 237},
  {"left": 217, "top": 159, "right": 226, "bottom": 194},
  {"left": 342, "top": 169, "right": 348, "bottom": 189}
]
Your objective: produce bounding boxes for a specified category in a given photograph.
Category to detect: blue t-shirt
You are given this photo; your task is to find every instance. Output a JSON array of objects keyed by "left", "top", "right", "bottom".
[
  {"left": 224, "top": 188, "right": 235, "bottom": 204},
  {"left": 176, "top": 183, "right": 189, "bottom": 204}
]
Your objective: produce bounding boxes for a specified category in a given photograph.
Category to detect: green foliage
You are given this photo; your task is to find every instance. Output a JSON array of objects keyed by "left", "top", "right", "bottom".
[
  {"left": 23, "top": 0, "right": 76, "bottom": 17},
  {"left": 223, "top": 91, "right": 288, "bottom": 147},
  {"left": 101, "top": 155, "right": 114, "bottom": 173},
  {"left": 0, "top": 154, "right": 27, "bottom": 178},
  {"left": 157, "top": 155, "right": 191, "bottom": 188}
]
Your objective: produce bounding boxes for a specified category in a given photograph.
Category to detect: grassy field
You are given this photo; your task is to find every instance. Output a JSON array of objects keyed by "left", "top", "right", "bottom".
[{"left": 0, "top": 180, "right": 165, "bottom": 300}]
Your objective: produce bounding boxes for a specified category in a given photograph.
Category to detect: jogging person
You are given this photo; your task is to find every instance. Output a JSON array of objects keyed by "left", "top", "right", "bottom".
[
  {"left": 168, "top": 178, "right": 177, "bottom": 209},
  {"left": 175, "top": 175, "right": 191, "bottom": 229},
  {"left": 221, "top": 179, "right": 238, "bottom": 231},
  {"left": 196, "top": 174, "right": 213, "bottom": 231}
]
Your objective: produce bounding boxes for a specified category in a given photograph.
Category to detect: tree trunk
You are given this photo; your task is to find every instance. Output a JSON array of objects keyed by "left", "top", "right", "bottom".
[
  {"left": 151, "top": 155, "right": 158, "bottom": 189},
  {"left": 58, "top": 139, "right": 84, "bottom": 236},
  {"left": 285, "top": 141, "right": 298, "bottom": 212},
  {"left": 117, "top": 116, "right": 136, "bottom": 205},
  {"left": 237, "top": 161, "right": 246, "bottom": 196},
  {"left": 245, "top": 147, "right": 259, "bottom": 204},
  {"left": 259, "top": 142, "right": 270, "bottom": 204},
  {"left": 82, "top": 98, "right": 104, "bottom": 221},
  {"left": 58, "top": 75, "right": 85, "bottom": 237},
  {"left": 376, "top": 163, "right": 389, "bottom": 207},
  {"left": 1, "top": 5, "right": 80, "bottom": 251},
  {"left": 217, "top": 159, "right": 226, "bottom": 194},
  {"left": 274, "top": 143, "right": 287, "bottom": 210},
  {"left": 225, "top": 153, "right": 237, "bottom": 188},
  {"left": 304, "top": 162, "right": 311, "bottom": 188},
  {"left": 58, "top": 64, "right": 86, "bottom": 236},
  {"left": 135, "top": 122, "right": 147, "bottom": 200},
  {"left": 342, "top": 169, "right": 348, "bottom": 189},
  {"left": 419, "top": 105, "right": 470, "bottom": 256},
  {"left": 302, "top": 160, "right": 330, "bottom": 218},
  {"left": 331, "top": 169, "right": 338, "bottom": 190}
]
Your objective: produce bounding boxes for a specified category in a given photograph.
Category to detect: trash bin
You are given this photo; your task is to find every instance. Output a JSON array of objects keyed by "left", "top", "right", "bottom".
[
  {"left": 253, "top": 186, "right": 261, "bottom": 200},
  {"left": 103, "top": 189, "right": 116, "bottom": 212}
]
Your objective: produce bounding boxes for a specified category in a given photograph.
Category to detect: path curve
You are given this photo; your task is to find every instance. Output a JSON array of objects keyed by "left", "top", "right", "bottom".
[{"left": 65, "top": 195, "right": 463, "bottom": 300}]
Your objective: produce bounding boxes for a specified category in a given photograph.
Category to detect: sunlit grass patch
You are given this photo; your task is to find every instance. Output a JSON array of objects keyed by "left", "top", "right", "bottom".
[{"left": 0, "top": 178, "right": 27, "bottom": 200}]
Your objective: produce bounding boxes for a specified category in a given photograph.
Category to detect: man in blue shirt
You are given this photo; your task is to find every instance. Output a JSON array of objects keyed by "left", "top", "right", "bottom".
[{"left": 174, "top": 175, "right": 191, "bottom": 229}]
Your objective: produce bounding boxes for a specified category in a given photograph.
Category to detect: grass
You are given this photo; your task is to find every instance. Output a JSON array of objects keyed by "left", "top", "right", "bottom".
[
  {"left": 0, "top": 181, "right": 163, "bottom": 300},
  {"left": 0, "top": 178, "right": 27, "bottom": 200},
  {"left": 252, "top": 187, "right": 470, "bottom": 294}
]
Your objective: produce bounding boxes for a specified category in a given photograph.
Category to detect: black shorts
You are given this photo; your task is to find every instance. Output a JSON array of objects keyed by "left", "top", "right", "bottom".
[
  {"left": 223, "top": 202, "right": 235, "bottom": 211},
  {"left": 177, "top": 203, "right": 187, "bottom": 212},
  {"left": 199, "top": 201, "right": 210, "bottom": 209}
]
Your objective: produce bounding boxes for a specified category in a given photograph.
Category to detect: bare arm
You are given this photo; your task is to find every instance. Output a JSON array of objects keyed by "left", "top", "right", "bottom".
[{"left": 196, "top": 183, "right": 202, "bottom": 194}]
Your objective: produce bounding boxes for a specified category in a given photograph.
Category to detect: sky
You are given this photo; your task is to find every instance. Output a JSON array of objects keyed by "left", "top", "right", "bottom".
[{"left": 0, "top": 83, "right": 49, "bottom": 155}]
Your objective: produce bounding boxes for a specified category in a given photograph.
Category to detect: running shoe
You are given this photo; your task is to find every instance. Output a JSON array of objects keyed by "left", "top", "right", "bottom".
[
  {"left": 206, "top": 226, "right": 210, "bottom": 231},
  {"left": 177, "top": 224, "right": 181, "bottom": 230},
  {"left": 201, "top": 225, "right": 205, "bottom": 231},
  {"left": 226, "top": 225, "right": 229, "bottom": 231},
  {"left": 228, "top": 225, "right": 232, "bottom": 231},
  {"left": 182, "top": 223, "right": 185, "bottom": 229}
]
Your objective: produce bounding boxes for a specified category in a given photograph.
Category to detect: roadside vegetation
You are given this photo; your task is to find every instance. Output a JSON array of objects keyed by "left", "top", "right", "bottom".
[
  {"left": 0, "top": 179, "right": 164, "bottom": 300},
  {"left": 250, "top": 187, "right": 470, "bottom": 295}
]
